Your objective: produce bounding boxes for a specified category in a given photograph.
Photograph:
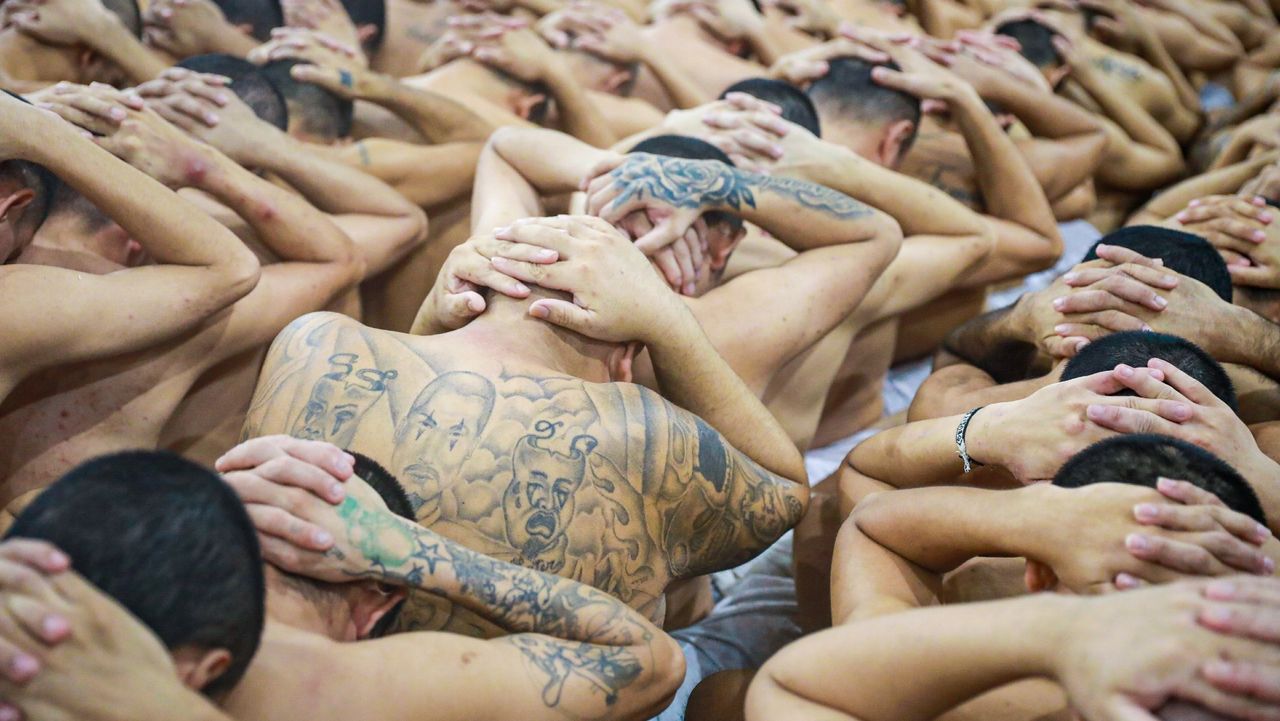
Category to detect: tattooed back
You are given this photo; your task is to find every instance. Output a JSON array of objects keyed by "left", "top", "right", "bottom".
[{"left": 244, "top": 312, "right": 805, "bottom": 621}]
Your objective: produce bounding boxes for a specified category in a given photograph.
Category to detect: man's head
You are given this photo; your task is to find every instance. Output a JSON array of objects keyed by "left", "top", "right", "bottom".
[
  {"left": 5, "top": 451, "right": 265, "bottom": 697},
  {"left": 259, "top": 59, "right": 353, "bottom": 143},
  {"left": 994, "top": 18, "right": 1070, "bottom": 88},
  {"left": 806, "top": 57, "right": 919, "bottom": 167},
  {"left": 1084, "top": 226, "right": 1234, "bottom": 302},
  {"left": 1023, "top": 434, "right": 1266, "bottom": 591},
  {"left": 266, "top": 452, "right": 413, "bottom": 641},
  {"left": 3, "top": 0, "right": 142, "bottom": 85},
  {"left": 340, "top": 0, "right": 386, "bottom": 56},
  {"left": 211, "top": 0, "right": 283, "bottom": 41},
  {"left": 178, "top": 55, "right": 289, "bottom": 129},
  {"left": 1061, "top": 331, "right": 1238, "bottom": 413},
  {"left": 0, "top": 158, "right": 56, "bottom": 263},
  {"left": 720, "top": 77, "right": 821, "bottom": 137},
  {"left": 627, "top": 134, "right": 748, "bottom": 293}
]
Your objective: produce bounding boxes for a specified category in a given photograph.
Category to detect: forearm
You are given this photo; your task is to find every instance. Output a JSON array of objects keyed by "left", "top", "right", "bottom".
[
  {"left": 363, "top": 507, "right": 657, "bottom": 645},
  {"left": 648, "top": 306, "right": 807, "bottom": 482},
  {"left": 472, "top": 141, "right": 546, "bottom": 231},
  {"left": 369, "top": 77, "right": 495, "bottom": 143},
  {"left": 258, "top": 137, "right": 421, "bottom": 220},
  {"left": 949, "top": 89, "right": 1058, "bottom": 242},
  {"left": 543, "top": 64, "right": 615, "bottom": 148},
  {"left": 1073, "top": 60, "right": 1181, "bottom": 157},
  {"left": 28, "top": 127, "right": 254, "bottom": 271},
  {"left": 721, "top": 169, "right": 899, "bottom": 251},
  {"left": 194, "top": 152, "right": 357, "bottom": 265},
  {"left": 807, "top": 144, "right": 989, "bottom": 239},
  {"left": 1214, "top": 304, "right": 1280, "bottom": 381},
  {"left": 848, "top": 415, "right": 967, "bottom": 487},
  {"left": 852, "top": 486, "right": 1034, "bottom": 573},
  {"left": 1134, "top": 152, "right": 1279, "bottom": 221},
  {"left": 489, "top": 126, "right": 611, "bottom": 196},
  {"left": 983, "top": 79, "right": 1103, "bottom": 140},
  {"left": 750, "top": 596, "right": 1065, "bottom": 721},
  {"left": 331, "top": 139, "right": 482, "bottom": 209},
  {"left": 1136, "top": 25, "right": 1202, "bottom": 113},
  {"left": 637, "top": 48, "right": 708, "bottom": 110},
  {"left": 87, "top": 17, "right": 167, "bottom": 83}
]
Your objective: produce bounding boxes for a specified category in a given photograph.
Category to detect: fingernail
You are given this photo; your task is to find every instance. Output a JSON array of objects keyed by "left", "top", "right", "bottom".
[
  {"left": 1264, "top": 557, "right": 1275, "bottom": 574},
  {"left": 1062, "top": 272, "right": 1078, "bottom": 283},
  {"left": 1254, "top": 230, "right": 1267, "bottom": 243},
  {"left": 1189, "top": 199, "right": 1202, "bottom": 207},
  {"left": 1157, "top": 477, "right": 1177, "bottom": 491},
  {"left": 1202, "top": 606, "right": 1233, "bottom": 624},
  {"left": 48, "top": 550, "right": 68, "bottom": 568},
  {"left": 109, "top": 107, "right": 125, "bottom": 121},
  {"left": 1134, "top": 503, "right": 1158, "bottom": 521},
  {"left": 1141, "top": 324, "right": 1153, "bottom": 332},
  {"left": 215, "top": 93, "right": 229, "bottom": 105},
  {"left": 1126, "top": 533, "right": 1150, "bottom": 552},
  {"left": 1153, "top": 295, "right": 1167, "bottom": 309},
  {"left": 1176, "top": 212, "right": 1189, "bottom": 223},
  {"left": 205, "top": 112, "right": 219, "bottom": 125},
  {"left": 10, "top": 655, "right": 36, "bottom": 679},
  {"left": 1052, "top": 297, "right": 1066, "bottom": 310},
  {"left": 328, "top": 483, "right": 345, "bottom": 502},
  {"left": 41, "top": 615, "right": 67, "bottom": 639},
  {"left": 1054, "top": 324, "right": 1070, "bottom": 334},
  {"left": 1258, "top": 523, "right": 1273, "bottom": 541},
  {"left": 1203, "top": 659, "right": 1234, "bottom": 679},
  {"left": 1116, "top": 364, "right": 1134, "bottom": 378},
  {"left": 1076, "top": 339, "right": 1089, "bottom": 352},
  {"left": 1114, "top": 572, "right": 1138, "bottom": 589},
  {"left": 1261, "top": 212, "right": 1273, "bottom": 224},
  {"left": 312, "top": 529, "right": 333, "bottom": 547},
  {"left": 1205, "top": 580, "right": 1237, "bottom": 600},
  {"left": 528, "top": 304, "right": 548, "bottom": 319},
  {"left": 514, "top": 282, "right": 530, "bottom": 294}
]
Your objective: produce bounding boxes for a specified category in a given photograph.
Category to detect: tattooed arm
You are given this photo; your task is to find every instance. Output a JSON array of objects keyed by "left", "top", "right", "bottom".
[{"left": 229, "top": 466, "right": 685, "bottom": 721}]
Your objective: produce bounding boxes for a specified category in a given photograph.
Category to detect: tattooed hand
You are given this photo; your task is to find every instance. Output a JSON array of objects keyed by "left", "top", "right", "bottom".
[
  {"left": 229, "top": 451, "right": 410, "bottom": 583},
  {"left": 492, "top": 216, "right": 691, "bottom": 344},
  {"left": 582, "top": 153, "right": 742, "bottom": 253}
]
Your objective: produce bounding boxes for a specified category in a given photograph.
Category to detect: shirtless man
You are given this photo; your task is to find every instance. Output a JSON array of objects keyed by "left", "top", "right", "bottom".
[
  {"left": 242, "top": 215, "right": 810, "bottom": 626},
  {"left": 0, "top": 441, "right": 685, "bottom": 721},
  {"left": 0, "top": 81, "right": 424, "bottom": 512},
  {"left": 0, "top": 91, "right": 260, "bottom": 404},
  {"left": 748, "top": 577, "right": 1280, "bottom": 721},
  {"left": 455, "top": 124, "right": 909, "bottom": 448},
  {"left": 0, "top": 0, "right": 167, "bottom": 89}
]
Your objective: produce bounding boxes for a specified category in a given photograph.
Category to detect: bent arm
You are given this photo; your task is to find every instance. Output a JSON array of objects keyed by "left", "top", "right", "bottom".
[{"left": 0, "top": 121, "right": 259, "bottom": 375}]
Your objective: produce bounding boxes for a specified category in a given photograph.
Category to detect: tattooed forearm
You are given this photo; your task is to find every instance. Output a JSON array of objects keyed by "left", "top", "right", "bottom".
[
  {"left": 608, "top": 153, "right": 873, "bottom": 220},
  {"left": 500, "top": 634, "right": 644, "bottom": 710},
  {"left": 335, "top": 495, "right": 654, "bottom": 644}
]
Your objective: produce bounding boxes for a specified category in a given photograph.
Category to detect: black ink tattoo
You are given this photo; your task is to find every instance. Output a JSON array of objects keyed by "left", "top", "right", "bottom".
[{"left": 609, "top": 153, "right": 874, "bottom": 220}]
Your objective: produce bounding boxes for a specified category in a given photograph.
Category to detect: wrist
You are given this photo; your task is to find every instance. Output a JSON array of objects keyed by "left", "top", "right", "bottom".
[
  {"left": 1208, "top": 302, "right": 1256, "bottom": 364},
  {"left": 237, "top": 128, "right": 292, "bottom": 169},
  {"left": 963, "top": 403, "right": 1005, "bottom": 468},
  {"left": 84, "top": 10, "right": 128, "bottom": 50},
  {"left": 642, "top": 298, "right": 702, "bottom": 351}
]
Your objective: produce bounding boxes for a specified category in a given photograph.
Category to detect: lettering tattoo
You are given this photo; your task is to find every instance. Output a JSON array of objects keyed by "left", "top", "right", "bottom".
[
  {"left": 331, "top": 491, "right": 651, "bottom": 712},
  {"left": 243, "top": 312, "right": 806, "bottom": 629},
  {"left": 607, "top": 153, "right": 874, "bottom": 220},
  {"left": 356, "top": 141, "right": 373, "bottom": 168}
]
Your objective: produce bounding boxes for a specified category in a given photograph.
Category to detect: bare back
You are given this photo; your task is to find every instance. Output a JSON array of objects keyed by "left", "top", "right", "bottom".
[{"left": 243, "top": 312, "right": 805, "bottom": 621}]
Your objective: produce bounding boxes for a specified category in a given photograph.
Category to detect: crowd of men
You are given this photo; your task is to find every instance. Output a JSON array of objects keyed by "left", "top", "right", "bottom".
[{"left": 0, "top": 0, "right": 1279, "bottom": 716}]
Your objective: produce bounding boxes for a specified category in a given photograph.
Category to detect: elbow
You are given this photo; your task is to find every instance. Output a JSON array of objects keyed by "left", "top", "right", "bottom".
[
  {"left": 487, "top": 125, "right": 523, "bottom": 159},
  {"left": 644, "top": 633, "right": 688, "bottom": 718},
  {"left": 220, "top": 247, "right": 263, "bottom": 306}
]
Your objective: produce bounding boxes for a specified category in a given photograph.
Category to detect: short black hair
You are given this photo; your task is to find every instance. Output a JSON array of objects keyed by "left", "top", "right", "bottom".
[
  {"left": 260, "top": 59, "right": 353, "bottom": 141},
  {"left": 102, "top": 0, "right": 143, "bottom": 37},
  {"left": 6, "top": 452, "right": 265, "bottom": 697},
  {"left": 807, "top": 57, "right": 920, "bottom": 148},
  {"left": 1084, "top": 226, "right": 1234, "bottom": 302},
  {"left": 629, "top": 134, "right": 743, "bottom": 234},
  {"left": 178, "top": 56, "right": 289, "bottom": 130},
  {"left": 348, "top": 452, "right": 412, "bottom": 638},
  {"left": 1061, "top": 331, "right": 1238, "bottom": 412},
  {"left": 721, "top": 77, "right": 821, "bottom": 137},
  {"left": 1054, "top": 435, "right": 1266, "bottom": 525},
  {"left": 340, "top": 0, "right": 386, "bottom": 54},
  {"left": 212, "top": 0, "right": 284, "bottom": 41},
  {"left": 995, "top": 19, "right": 1062, "bottom": 69}
]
